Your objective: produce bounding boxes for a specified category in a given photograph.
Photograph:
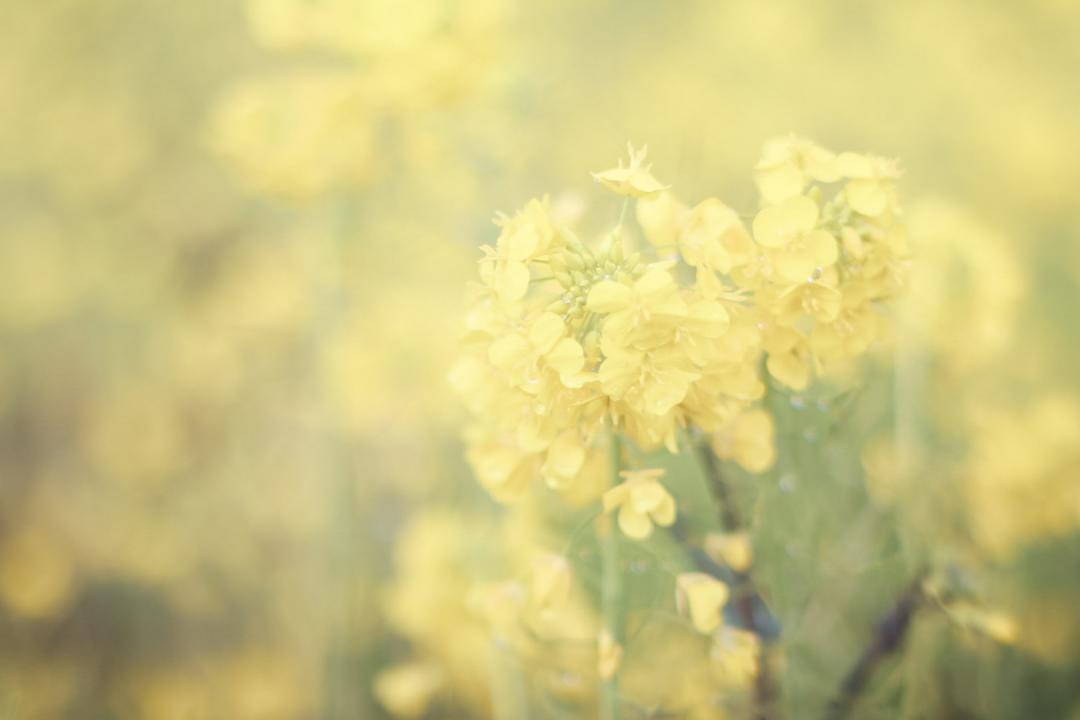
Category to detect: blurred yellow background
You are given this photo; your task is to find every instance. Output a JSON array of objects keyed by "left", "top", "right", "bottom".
[{"left": 1, "top": 0, "right": 1077, "bottom": 718}]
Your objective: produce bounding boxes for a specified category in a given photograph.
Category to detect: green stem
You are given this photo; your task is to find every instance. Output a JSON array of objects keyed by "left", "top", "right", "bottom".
[
  {"left": 615, "top": 197, "right": 631, "bottom": 230},
  {"left": 601, "top": 430, "right": 623, "bottom": 720}
]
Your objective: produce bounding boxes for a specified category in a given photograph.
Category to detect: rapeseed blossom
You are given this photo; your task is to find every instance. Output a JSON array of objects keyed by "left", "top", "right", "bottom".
[
  {"left": 676, "top": 572, "right": 731, "bottom": 634},
  {"left": 455, "top": 135, "right": 908, "bottom": 507},
  {"left": 592, "top": 144, "right": 670, "bottom": 197},
  {"left": 602, "top": 468, "right": 677, "bottom": 540},
  {"left": 451, "top": 137, "right": 910, "bottom": 716}
]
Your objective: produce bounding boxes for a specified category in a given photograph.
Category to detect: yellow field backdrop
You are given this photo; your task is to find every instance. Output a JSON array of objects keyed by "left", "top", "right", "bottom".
[{"left": 0, "top": 1, "right": 1078, "bottom": 718}]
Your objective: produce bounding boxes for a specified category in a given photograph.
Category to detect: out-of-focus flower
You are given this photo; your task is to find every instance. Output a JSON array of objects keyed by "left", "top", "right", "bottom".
[
  {"left": 212, "top": 70, "right": 374, "bottom": 199},
  {"left": 836, "top": 152, "right": 902, "bottom": 217},
  {"left": 946, "top": 603, "right": 1019, "bottom": 646},
  {"left": 711, "top": 408, "right": 776, "bottom": 474},
  {"left": 597, "top": 629, "right": 623, "bottom": 680},
  {"left": 710, "top": 626, "right": 761, "bottom": 686},
  {"left": 222, "top": 649, "right": 314, "bottom": 720},
  {"left": 592, "top": 144, "right": 670, "bottom": 197},
  {"left": 755, "top": 134, "right": 840, "bottom": 205},
  {"left": 704, "top": 531, "right": 754, "bottom": 573},
  {"left": 373, "top": 662, "right": 445, "bottom": 719},
  {"left": 0, "top": 524, "right": 74, "bottom": 619},
  {"left": 676, "top": 572, "right": 730, "bottom": 634},
  {"left": 483, "top": 197, "right": 561, "bottom": 303},
  {"left": 763, "top": 326, "right": 811, "bottom": 391},
  {"left": 679, "top": 199, "right": 756, "bottom": 273},
  {"left": 636, "top": 191, "right": 688, "bottom": 249},
  {"left": 530, "top": 553, "right": 573, "bottom": 613},
  {"left": 603, "top": 468, "right": 677, "bottom": 540}
]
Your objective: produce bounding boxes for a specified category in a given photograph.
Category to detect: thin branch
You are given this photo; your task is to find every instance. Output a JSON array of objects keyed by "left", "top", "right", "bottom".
[
  {"left": 822, "top": 577, "right": 925, "bottom": 720},
  {"left": 694, "top": 440, "right": 743, "bottom": 530},
  {"left": 691, "top": 439, "right": 778, "bottom": 720}
]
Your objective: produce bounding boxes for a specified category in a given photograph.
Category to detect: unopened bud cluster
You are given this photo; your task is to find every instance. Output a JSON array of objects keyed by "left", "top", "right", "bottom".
[{"left": 547, "top": 238, "right": 645, "bottom": 323}]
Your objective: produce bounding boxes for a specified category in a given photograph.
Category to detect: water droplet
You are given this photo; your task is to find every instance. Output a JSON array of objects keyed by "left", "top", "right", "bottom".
[
  {"left": 815, "top": 399, "right": 831, "bottom": 413},
  {"left": 789, "top": 395, "right": 807, "bottom": 409},
  {"left": 779, "top": 474, "right": 798, "bottom": 492}
]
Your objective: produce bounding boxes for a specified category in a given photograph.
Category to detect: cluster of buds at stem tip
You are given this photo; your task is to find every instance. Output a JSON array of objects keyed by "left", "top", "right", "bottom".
[{"left": 547, "top": 235, "right": 645, "bottom": 324}]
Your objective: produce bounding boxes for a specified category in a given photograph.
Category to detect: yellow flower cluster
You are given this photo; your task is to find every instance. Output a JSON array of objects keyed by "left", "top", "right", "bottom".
[
  {"left": 965, "top": 397, "right": 1080, "bottom": 560},
  {"left": 215, "top": 0, "right": 506, "bottom": 199},
  {"left": 454, "top": 138, "right": 907, "bottom": 504}
]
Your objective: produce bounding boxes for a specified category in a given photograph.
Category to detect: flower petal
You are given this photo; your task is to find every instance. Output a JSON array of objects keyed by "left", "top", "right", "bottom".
[
  {"left": 587, "top": 281, "right": 634, "bottom": 313},
  {"left": 617, "top": 504, "right": 653, "bottom": 539}
]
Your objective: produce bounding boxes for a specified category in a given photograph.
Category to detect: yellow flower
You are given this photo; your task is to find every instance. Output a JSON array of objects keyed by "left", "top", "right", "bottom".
[
  {"left": 672, "top": 297, "right": 732, "bottom": 367},
  {"left": 636, "top": 191, "right": 688, "bottom": 248},
  {"left": 755, "top": 134, "right": 840, "bottom": 205},
  {"left": 763, "top": 326, "right": 811, "bottom": 391},
  {"left": 457, "top": 136, "right": 906, "bottom": 503},
  {"left": 945, "top": 599, "right": 1020, "bottom": 645},
  {"left": 529, "top": 553, "right": 572, "bottom": 613},
  {"left": 212, "top": 70, "right": 374, "bottom": 199},
  {"left": 704, "top": 531, "right": 754, "bottom": 572},
  {"left": 676, "top": 572, "right": 730, "bottom": 634},
  {"left": 483, "top": 198, "right": 559, "bottom": 302},
  {"left": 599, "top": 344, "right": 699, "bottom": 417},
  {"left": 752, "top": 195, "right": 838, "bottom": 283},
  {"left": 373, "top": 662, "right": 444, "bottom": 719},
  {"left": 772, "top": 276, "right": 843, "bottom": 326},
  {"left": 486, "top": 311, "right": 585, "bottom": 388},
  {"left": 810, "top": 306, "right": 879, "bottom": 363},
  {"left": 466, "top": 441, "right": 534, "bottom": 502},
  {"left": 587, "top": 269, "right": 687, "bottom": 348},
  {"left": 679, "top": 198, "right": 755, "bottom": 272},
  {"left": 0, "top": 524, "right": 75, "bottom": 619},
  {"left": 711, "top": 626, "right": 761, "bottom": 686},
  {"left": 597, "top": 629, "right": 623, "bottom": 680},
  {"left": 592, "top": 143, "right": 670, "bottom": 198},
  {"left": 541, "top": 430, "right": 588, "bottom": 489},
  {"left": 602, "top": 468, "right": 677, "bottom": 539},
  {"left": 835, "top": 152, "right": 901, "bottom": 217},
  {"left": 711, "top": 408, "right": 776, "bottom": 474},
  {"left": 467, "top": 580, "right": 527, "bottom": 639}
]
